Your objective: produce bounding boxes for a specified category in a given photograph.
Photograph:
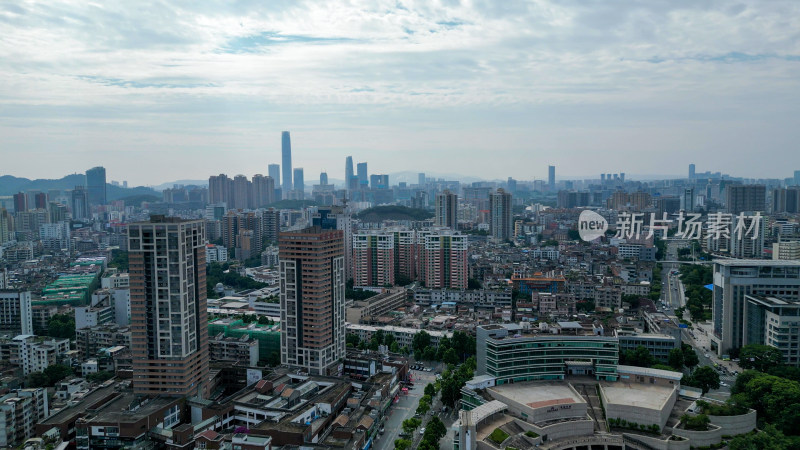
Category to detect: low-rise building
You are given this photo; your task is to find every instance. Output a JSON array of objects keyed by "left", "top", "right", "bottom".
[
  {"left": 209, "top": 333, "right": 259, "bottom": 366},
  {"left": 346, "top": 288, "right": 407, "bottom": 324},
  {"left": 0, "top": 335, "right": 71, "bottom": 375}
]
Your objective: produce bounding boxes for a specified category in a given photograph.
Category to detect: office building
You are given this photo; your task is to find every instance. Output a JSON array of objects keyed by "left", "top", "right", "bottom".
[
  {"left": 681, "top": 187, "right": 695, "bottom": 212},
  {"left": 281, "top": 131, "right": 293, "bottom": 192},
  {"left": 726, "top": 184, "right": 766, "bottom": 214},
  {"left": 128, "top": 216, "right": 209, "bottom": 397},
  {"left": 418, "top": 173, "right": 426, "bottom": 186},
  {"left": 345, "top": 156, "right": 354, "bottom": 191},
  {"left": 268, "top": 163, "right": 280, "bottom": 188},
  {"left": 489, "top": 188, "right": 513, "bottom": 242},
  {"left": 434, "top": 190, "right": 458, "bottom": 230},
  {"left": 0, "top": 291, "right": 32, "bottom": 336},
  {"left": 293, "top": 167, "right": 304, "bottom": 196},
  {"left": 744, "top": 295, "right": 800, "bottom": 366},
  {"left": 356, "top": 162, "right": 368, "bottom": 187},
  {"left": 279, "top": 227, "right": 345, "bottom": 375},
  {"left": 795, "top": 170, "right": 800, "bottom": 186},
  {"left": 352, "top": 230, "right": 395, "bottom": 287},
  {"left": 85, "top": 166, "right": 107, "bottom": 206},
  {"left": 689, "top": 164, "right": 696, "bottom": 179},
  {"left": 548, "top": 165, "right": 555, "bottom": 190},
  {"left": 320, "top": 172, "right": 328, "bottom": 185},
  {"left": 476, "top": 324, "right": 619, "bottom": 382},
  {"left": 711, "top": 260, "right": 800, "bottom": 356},
  {"left": 70, "top": 186, "right": 89, "bottom": 220}
]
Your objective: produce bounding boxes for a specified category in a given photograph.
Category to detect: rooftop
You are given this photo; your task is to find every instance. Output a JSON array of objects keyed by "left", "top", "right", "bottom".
[
  {"left": 489, "top": 381, "right": 584, "bottom": 409},
  {"left": 600, "top": 381, "right": 675, "bottom": 410},
  {"left": 715, "top": 259, "right": 800, "bottom": 267}
]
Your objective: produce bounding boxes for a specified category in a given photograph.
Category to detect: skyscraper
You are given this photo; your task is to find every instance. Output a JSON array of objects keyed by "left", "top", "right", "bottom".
[
  {"left": 548, "top": 166, "right": 555, "bottom": 190},
  {"left": 12, "top": 192, "right": 27, "bottom": 213},
  {"left": 689, "top": 164, "right": 696, "bottom": 179},
  {"left": 209, "top": 174, "right": 233, "bottom": 207},
  {"left": 279, "top": 227, "right": 345, "bottom": 375},
  {"left": 489, "top": 188, "right": 513, "bottom": 242},
  {"left": 233, "top": 175, "right": 250, "bottom": 209},
  {"left": 357, "top": 162, "right": 368, "bottom": 187},
  {"left": 293, "top": 168, "right": 305, "bottom": 197},
  {"left": 71, "top": 186, "right": 89, "bottom": 220},
  {"left": 681, "top": 188, "right": 695, "bottom": 212},
  {"left": 418, "top": 173, "right": 426, "bottom": 186},
  {"left": 320, "top": 172, "right": 328, "bottom": 185},
  {"left": 85, "top": 166, "right": 107, "bottom": 206},
  {"left": 435, "top": 190, "right": 458, "bottom": 230},
  {"left": 352, "top": 230, "right": 395, "bottom": 287},
  {"left": 345, "top": 156, "right": 354, "bottom": 191},
  {"left": 795, "top": 170, "right": 800, "bottom": 186},
  {"left": 281, "top": 131, "right": 293, "bottom": 193},
  {"left": 251, "top": 174, "right": 275, "bottom": 207},
  {"left": 268, "top": 164, "right": 280, "bottom": 188},
  {"left": 128, "top": 216, "right": 209, "bottom": 397}
]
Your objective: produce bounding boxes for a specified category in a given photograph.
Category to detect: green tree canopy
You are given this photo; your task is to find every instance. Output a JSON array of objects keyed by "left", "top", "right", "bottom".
[
  {"left": 684, "top": 366, "right": 720, "bottom": 395},
  {"left": 740, "top": 344, "right": 785, "bottom": 372}
]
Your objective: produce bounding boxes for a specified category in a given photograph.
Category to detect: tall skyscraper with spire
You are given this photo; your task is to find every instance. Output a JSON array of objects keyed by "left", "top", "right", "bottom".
[
  {"left": 345, "top": 156, "right": 354, "bottom": 192},
  {"left": 281, "top": 131, "right": 293, "bottom": 193}
]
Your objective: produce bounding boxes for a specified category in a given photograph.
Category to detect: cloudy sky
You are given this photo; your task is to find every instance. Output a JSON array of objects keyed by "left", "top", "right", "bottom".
[{"left": 1, "top": 0, "right": 799, "bottom": 186}]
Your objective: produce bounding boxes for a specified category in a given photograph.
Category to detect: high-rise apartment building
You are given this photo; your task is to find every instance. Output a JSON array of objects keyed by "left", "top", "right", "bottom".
[
  {"left": 773, "top": 187, "right": 800, "bottom": 213},
  {"left": 71, "top": 186, "right": 89, "bottom": 220},
  {"left": 311, "top": 206, "right": 353, "bottom": 281},
  {"left": 12, "top": 193, "right": 27, "bottom": 213},
  {"left": 352, "top": 230, "right": 395, "bottom": 287},
  {"left": 209, "top": 174, "right": 233, "bottom": 207},
  {"left": 0, "top": 208, "right": 11, "bottom": 244},
  {"left": 85, "top": 166, "right": 107, "bottom": 206},
  {"left": 681, "top": 187, "right": 695, "bottom": 212},
  {"left": 489, "top": 188, "right": 513, "bottom": 242},
  {"left": 711, "top": 260, "right": 800, "bottom": 357},
  {"left": 418, "top": 228, "right": 468, "bottom": 289},
  {"left": 251, "top": 174, "right": 275, "bottom": 207},
  {"left": 0, "top": 291, "right": 32, "bottom": 336},
  {"left": 435, "top": 190, "right": 458, "bottom": 230},
  {"left": 279, "top": 227, "right": 345, "bottom": 375},
  {"left": 726, "top": 184, "right": 766, "bottom": 214},
  {"left": 233, "top": 175, "right": 250, "bottom": 209},
  {"left": 128, "top": 216, "right": 209, "bottom": 397},
  {"left": 281, "top": 131, "right": 293, "bottom": 193},
  {"left": 548, "top": 165, "right": 555, "bottom": 190},
  {"left": 268, "top": 164, "right": 280, "bottom": 188}
]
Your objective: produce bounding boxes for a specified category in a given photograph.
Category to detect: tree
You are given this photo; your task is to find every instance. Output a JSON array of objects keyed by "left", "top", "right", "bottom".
[
  {"left": 729, "top": 424, "right": 792, "bottom": 450},
  {"left": 682, "top": 344, "right": 700, "bottom": 368},
  {"left": 393, "top": 439, "right": 412, "bottom": 450},
  {"left": 267, "top": 351, "right": 281, "bottom": 366},
  {"left": 46, "top": 314, "right": 75, "bottom": 339},
  {"left": 668, "top": 347, "right": 685, "bottom": 370},
  {"left": 346, "top": 333, "right": 361, "bottom": 347},
  {"left": 467, "top": 278, "right": 482, "bottom": 289},
  {"left": 422, "top": 347, "right": 436, "bottom": 361},
  {"left": 402, "top": 418, "right": 421, "bottom": 434},
  {"left": 425, "top": 416, "right": 447, "bottom": 441},
  {"left": 622, "top": 346, "right": 656, "bottom": 368},
  {"left": 424, "top": 383, "right": 437, "bottom": 397},
  {"left": 86, "top": 371, "right": 114, "bottom": 383},
  {"left": 740, "top": 344, "right": 785, "bottom": 372},
  {"left": 390, "top": 341, "right": 400, "bottom": 353},
  {"left": 443, "top": 348, "right": 459, "bottom": 366},
  {"left": 685, "top": 366, "right": 720, "bottom": 394},
  {"left": 412, "top": 330, "right": 432, "bottom": 354}
]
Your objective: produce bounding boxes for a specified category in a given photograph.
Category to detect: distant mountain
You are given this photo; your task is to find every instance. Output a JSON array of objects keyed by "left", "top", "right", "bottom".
[
  {"left": 0, "top": 174, "right": 158, "bottom": 202},
  {"left": 150, "top": 180, "right": 208, "bottom": 191}
]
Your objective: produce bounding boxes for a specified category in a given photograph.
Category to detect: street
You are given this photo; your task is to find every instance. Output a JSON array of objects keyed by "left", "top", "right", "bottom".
[{"left": 373, "top": 368, "right": 436, "bottom": 450}]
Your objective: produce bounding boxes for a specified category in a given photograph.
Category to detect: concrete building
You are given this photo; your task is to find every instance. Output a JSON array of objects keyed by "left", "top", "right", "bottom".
[
  {"left": 0, "top": 335, "right": 71, "bottom": 375},
  {"left": 489, "top": 188, "right": 513, "bottom": 242},
  {"left": 209, "top": 333, "right": 259, "bottom": 366},
  {"left": 418, "top": 228, "right": 469, "bottom": 290},
  {"left": 352, "top": 230, "right": 395, "bottom": 287},
  {"left": 0, "top": 388, "right": 49, "bottom": 448},
  {"left": 346, "top": 324, "right": 452, "bottom": 351},
  {"left": 85, "top": 166, "right": 107, "bottom": 207},
  {"left": 744, "top": 295, "right": 800, "bottom": 366},
  {"left": 128, "top": 216, "right": 209, "bottom": 397},
  {"left": 435, "top": 190, "right": 458, "bottom": 230},
  {"left": 75, "top": 324, "right": 132, "bottom": 359},
  {"left": 0, "top": 291, "right": 32, "bottom": 336},
  {"left": 476, "top": 324, "right": 619, "bottom": 383},
  {"left": 346, "top": 288, "right": 407, "bottom": 324},
  {"left": 75, "top": 304, "right": 115, "bottom": 330},
  {"left": 281, "top": 131, "right": 293, "bottom": 192},
  {"left": 279, "top": 227, "right": 345, "bottom": 376},
  {"left": 773, "top": 240, "right": 800, "bottom": 260},
  {"left": 726, "top": 184, "right": 766, "bottom": 214},
  {"left": 711, "top": 259, "right": 800, "bottom": 356}
]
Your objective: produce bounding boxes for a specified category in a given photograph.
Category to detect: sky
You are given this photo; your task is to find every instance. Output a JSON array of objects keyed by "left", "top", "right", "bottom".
[{"left": 1, "top": 0, "right": 800, "bottom": 186}]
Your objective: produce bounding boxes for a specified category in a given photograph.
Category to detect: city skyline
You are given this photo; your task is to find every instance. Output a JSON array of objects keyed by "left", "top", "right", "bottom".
[{"left": 2, "top": 2, "right": 800, "bottom": 183}]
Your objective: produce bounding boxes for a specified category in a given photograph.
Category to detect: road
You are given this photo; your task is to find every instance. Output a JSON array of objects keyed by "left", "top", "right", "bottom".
[
  {"left": 660, "top": 240, "right": 739, "bottom": 397},
  {"left": 373, "top": 368, "right": 436, "bottom": 450}
]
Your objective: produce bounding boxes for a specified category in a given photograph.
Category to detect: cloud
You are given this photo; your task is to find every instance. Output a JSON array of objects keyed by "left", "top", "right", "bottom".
[{"left": 1, "top": 0, "right": 799, "bottom": 183}]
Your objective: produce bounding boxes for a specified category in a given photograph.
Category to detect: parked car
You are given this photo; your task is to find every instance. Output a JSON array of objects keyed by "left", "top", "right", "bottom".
[{"left": 420, "top": 428, "right": 426, "bottom": 435}]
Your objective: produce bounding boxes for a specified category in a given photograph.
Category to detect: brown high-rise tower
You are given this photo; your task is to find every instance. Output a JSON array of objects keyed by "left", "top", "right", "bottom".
[
  {"left": 279, "top": 226, "right": 345, "bottom": 375},
  {"left": 128, "top": 216, "right": 209, "bottom": 397}
]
